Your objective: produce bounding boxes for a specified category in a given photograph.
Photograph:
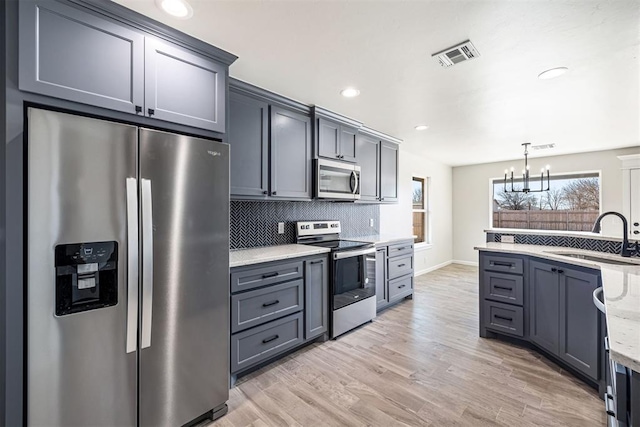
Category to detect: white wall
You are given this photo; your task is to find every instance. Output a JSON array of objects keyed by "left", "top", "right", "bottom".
[
  {"left": 452, "top": 146, "right": 640, "bottom": 263},
  {"left": 380, "top": 146, "right": 453, "bottom": 274}
]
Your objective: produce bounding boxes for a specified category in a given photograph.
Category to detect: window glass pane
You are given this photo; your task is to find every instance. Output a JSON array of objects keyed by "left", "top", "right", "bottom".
[
  {"left": 492, "top": 173, "right": 600, "bottom": 231},
  {"left": 412, "top": 178, "right": 424, "bottom": 209},
  {"left": 413, "top": 211, "right": 425, "bottom": 243}
]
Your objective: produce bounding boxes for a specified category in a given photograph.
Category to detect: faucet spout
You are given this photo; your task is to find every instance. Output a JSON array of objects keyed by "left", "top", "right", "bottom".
[{"left": 591, "top": 211, "right": 635, "bottom": 257}]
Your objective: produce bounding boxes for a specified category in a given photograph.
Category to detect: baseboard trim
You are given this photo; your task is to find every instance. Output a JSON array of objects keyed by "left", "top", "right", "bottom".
[
  {"left": 452, "top": 260, "right": 479, "bottom": 267},
  {"left": 415, "top": 260, "right": 452, "bottom": 276}
]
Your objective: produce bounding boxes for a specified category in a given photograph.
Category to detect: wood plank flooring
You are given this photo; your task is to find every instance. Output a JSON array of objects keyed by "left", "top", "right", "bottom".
[{"left": 208, "top": 264, "right": 605, "bottom": 427}]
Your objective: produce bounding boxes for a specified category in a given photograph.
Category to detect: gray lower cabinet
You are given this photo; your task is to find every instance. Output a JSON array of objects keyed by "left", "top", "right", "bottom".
[
  {"left": 230, "top": 254, "right": 329, "bottom": 380},
  {"left": 529, "top": 260, "right": 560, "bottom": 354},
  {"left": 270, "top": 107, "right": 312, "bottom": 199},
  {"left": 228, "top": 91, "right": 269, "bottom": 197},
  {"left": 304, "top": 257, "right": 329, "bottom": 340},
  {"left": 380, "top": 140, "right": 399, "bottom": 202},
  {"left": 19, "top": 0, "right": 144, "bottom": 114},
  {"left": 356, "top": 133, "right": 380, "bottom": 202},
  {"left": 144, "top": 37, "right": 226, "bottom": 132},
  {"left": 480, "top": 252, "right": 602, "bottom": 383},
  {"left": 19, "top": 0, "right": 231, "bottom": 132},
  {"left": 376, "top": 240, "right": 414, "bottom": 310}
]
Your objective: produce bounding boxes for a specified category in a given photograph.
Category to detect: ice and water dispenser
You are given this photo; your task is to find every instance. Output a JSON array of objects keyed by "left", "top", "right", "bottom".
[{"left": 54, "top": 241, "right": 118, "bottom": 316}]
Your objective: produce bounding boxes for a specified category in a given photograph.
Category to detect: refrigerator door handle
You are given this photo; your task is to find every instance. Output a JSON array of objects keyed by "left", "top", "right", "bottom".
[
  {"left": 125, "top": 178, "right": 139, "bottom": 354},
  {"left": 141, "top": 178, "right": 154, "bottom": 349}
]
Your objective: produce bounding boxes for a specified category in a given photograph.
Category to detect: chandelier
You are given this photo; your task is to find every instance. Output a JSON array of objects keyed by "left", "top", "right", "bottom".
[{"left": 503, "top": 143, "right": 550, "bottom": 193}]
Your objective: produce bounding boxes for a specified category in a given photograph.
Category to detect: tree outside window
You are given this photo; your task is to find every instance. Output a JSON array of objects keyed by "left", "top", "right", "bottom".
[{"left": 412, "top": 177, "right": 428, "bottom": 243}]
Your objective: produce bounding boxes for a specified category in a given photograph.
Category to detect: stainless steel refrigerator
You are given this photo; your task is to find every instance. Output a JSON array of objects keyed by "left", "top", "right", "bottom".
[{"left": 27, "top": 108, "right": 230, "bottom": 426}]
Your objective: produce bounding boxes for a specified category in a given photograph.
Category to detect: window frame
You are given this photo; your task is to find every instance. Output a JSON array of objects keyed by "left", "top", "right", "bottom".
[
  {"left": 488, "top": 169, "right": 602, "bottom": 231},
  {"left": 412, "top": 175, "right": 431, "bottom": 247}
]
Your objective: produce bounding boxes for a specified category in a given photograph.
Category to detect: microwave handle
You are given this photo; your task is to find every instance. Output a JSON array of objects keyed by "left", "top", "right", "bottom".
[{"left": 350, "top": 170, "right": 359, "bottom": 195}]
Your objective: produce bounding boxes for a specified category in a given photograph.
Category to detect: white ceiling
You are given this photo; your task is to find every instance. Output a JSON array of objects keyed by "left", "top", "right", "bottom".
[{"left": 114, "top": 0, "right": 640, "bottom": 166}]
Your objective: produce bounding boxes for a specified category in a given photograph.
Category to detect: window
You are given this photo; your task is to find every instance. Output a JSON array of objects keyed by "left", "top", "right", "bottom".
[
  {"left": 412, "top": 177, "right": 429, "bottom": 244},
  {"left": 491, "top": 172, "right": 600, "bottom": 231}
]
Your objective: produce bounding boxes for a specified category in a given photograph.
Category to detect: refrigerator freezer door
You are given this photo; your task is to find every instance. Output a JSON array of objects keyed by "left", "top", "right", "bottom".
[
  {"left": 138, "top": 128, "right": 230, "bottom": 426},
  {"left": 27, "top": 108, "right": 138, "bottom": 426}
]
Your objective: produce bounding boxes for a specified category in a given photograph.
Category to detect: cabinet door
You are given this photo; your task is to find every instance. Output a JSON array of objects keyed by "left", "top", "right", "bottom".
[
  {"left": 19, "top": 0, "right": 144, "bottom": 114},
  {"left": 270, "top": 107, "right": 312, "bottom": 199},
  {"left": 375, "top": 248, "right": 389, "bottom": 309},
  {"left": 529, "top": 260, "right": 560, "bottom": 354},
  {"left": 305, "top": 257, "right": 329, "bottom": 340},
  {"left": 339, "top": 125, "right": 358, "bottom": 163},
  {"left": 380, "top": 140, "right": 399, "bottom": 202},
  {"left": 357, "top": 134, "right": 380, "bottom": 202},
  {"left": 317, "top": 118, "right": 340, "bottom": 160},
  {"left": 229, "top": 91, "right": 269, "bottom": 197},
  {"left": 145, "top": 38, "right": 226, "bottom": 132},
  {"left": 559, "top": 267, "right": 600, "bottom": 380}
]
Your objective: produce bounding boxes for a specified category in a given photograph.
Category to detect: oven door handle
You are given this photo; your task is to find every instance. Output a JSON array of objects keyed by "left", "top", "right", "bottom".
[{"left": 334, "top": 247, "right": 376, "bottom": 260}]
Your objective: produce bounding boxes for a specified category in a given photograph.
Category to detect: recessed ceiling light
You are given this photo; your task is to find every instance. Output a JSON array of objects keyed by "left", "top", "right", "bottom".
[
  {"left": 156, "top": 0, "right": 193, "bottom": 19},
  {"left": 340, "top": 88, "right": 360, "bottom": 98},
  {"left": 414, "top": 125, "right": 429, "bottom": 131},
  {"left": 538, "top": 67, "right": 568, "bottom": 80}
]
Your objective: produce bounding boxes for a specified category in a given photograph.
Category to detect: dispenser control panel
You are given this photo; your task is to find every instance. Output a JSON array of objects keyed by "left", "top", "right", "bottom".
[{"left": 55, "top": 241, "right": 118, "bottom": 316}]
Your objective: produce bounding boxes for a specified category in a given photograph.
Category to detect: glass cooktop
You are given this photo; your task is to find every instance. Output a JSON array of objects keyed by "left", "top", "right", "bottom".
[{"left": 304, "top": 239, "right": 373, "bottom": 251}]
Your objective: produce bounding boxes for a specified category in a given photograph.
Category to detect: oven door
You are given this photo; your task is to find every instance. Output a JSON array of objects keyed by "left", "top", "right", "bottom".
[
  {"left": 332, "top": 248, "right": 376, "bottom": 310},
  {"left": 316, "top": 159, "right": 360, "bottom": 200}
]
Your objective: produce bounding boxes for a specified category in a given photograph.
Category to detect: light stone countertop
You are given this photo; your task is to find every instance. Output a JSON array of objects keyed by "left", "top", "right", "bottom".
[
  {"left": 352, "top": 234, "right": 416, "bottom": 246},
  {"left": 484, "top": 228, "right": 625, "bottom": 242},
  {"left": 230, "top": 244, "right": 331, "bottom": 268},
  {"left": 475, "top": 242, "right": 640, "bottom": 372}
]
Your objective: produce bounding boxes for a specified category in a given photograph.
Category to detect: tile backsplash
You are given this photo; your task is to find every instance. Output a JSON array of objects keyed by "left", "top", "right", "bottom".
[
  {"left": 231, "top": 200, "right": 380, "bottom": 249},
  {"left": 488, "top": 232, "right": 640, "bottom": 257}
]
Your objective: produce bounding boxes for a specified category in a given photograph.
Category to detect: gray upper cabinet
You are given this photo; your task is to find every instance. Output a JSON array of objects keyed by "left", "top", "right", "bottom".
[
  {"left": 559, "top": 266, "right": 599, "bottom": 380},
  {"left": 304, "top": 257, "right": 329, "bottom": 340},
  {"left": 19, "top": 0, "right": 234, "bottom": 132},
  {"left": 144, "top": 37, "right": 226, "bottom": 132},
  {"left": 317, "top": 118, "right": 340, "bottom": 160},
  {"left": 270, "top": 107, "right": 312, "bottom": 199},
  {"left": 356, "top": 133, "right": 380, "bottom": 202},
  {"left": 529, "top": 260, "right": 560, "bottom": 354},
  {"left": 19, "top": 0, "right": 144, "bottom": 114},
  {"left": 380, "top": 140, "right": 399, "bottom": 202},
  {"left": 339, "top": 125, "right": 358, "bottom": 163},
  {"left": 228, "top": 91, "right": 269, "bottom": 197}
]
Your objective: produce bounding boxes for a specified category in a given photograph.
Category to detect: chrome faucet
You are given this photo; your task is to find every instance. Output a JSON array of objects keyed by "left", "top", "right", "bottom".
[{"left": 591, "top": 211, "right": 638, "bottom": 257}]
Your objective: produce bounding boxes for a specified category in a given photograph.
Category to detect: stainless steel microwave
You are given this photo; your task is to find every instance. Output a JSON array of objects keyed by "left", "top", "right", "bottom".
[{"left": 316, "top": 158, "right": 361, "bottom": 200}]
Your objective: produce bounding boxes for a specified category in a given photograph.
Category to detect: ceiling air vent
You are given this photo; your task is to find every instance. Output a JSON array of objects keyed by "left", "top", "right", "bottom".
[
  {"left": 531, "top": 143, "right": 556, "bottom": 151},
  {"left": 432, "top": 40, "right": 480, "bottom": 68}
]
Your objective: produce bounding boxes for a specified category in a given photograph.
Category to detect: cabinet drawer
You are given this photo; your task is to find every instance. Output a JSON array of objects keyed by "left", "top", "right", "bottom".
[
  {"left": 388, "top": 255, "right": 413, "bottom": 280},
  {"left": 482, "top": 254, "right": 523, "bottom": 275},
  {"left": 231, "top": 280, "right": 303, "bottom": 333},
  {"left": 484, "top": 301, "right": 524, "bottom": 337},
  {"left": 231, "top": 260, "right": 303, "bottom": 293},
  {"left": 387, "top": 241, "right": 414, "bottom": 258},
  {"left": 231, "top": 312, "right": 303, "bottom": 373},
  {"left": 389, "top": 275, "right": 413, "bottom": 301},
  {"left": 483, "top": 271, "right": 524, "bottom": 306}
]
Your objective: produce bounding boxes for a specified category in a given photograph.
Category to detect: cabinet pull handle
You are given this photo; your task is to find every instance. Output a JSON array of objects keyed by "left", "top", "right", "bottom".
[
  {"left": 491, "top": 261, "right": 513, "bottom": 268},
  {"left": 262, "top": 191, "right": 268, "bottom": 195},
  {"left": 398, "top": 263, "right": 406, "bottom": 267},
  {"left": 634, "top": 231, "right": 639, "bottom": 235},
  {"left": 557, "top": 269, "right": 564, "bottom": 274},
  {"left": 398, "top": 284, "right": 406, "bottom": 289},
  {"left": 336, "top": 154, "right": 341, "bottom": 158},
  {"left": 309, "top": 260, "right": 323, "bottom": 265},
  {"left": 396, "top": 247, "right": 407, "bottom": 251},
  {"left": 135, "top": 105, "right": 142, "bottom": 114},
  {"left": 262, "top": 272, "right": 279, "bottom": 279},
  {"left": 380, "top": 197, "right": 385, "bottom": 201},
  {"left": 262, "top": 335, "right": 279, "bottom": 344},
  {"left": 494, "top": 285, "right": 513, "bottom": 291},
  {"left": 551, "top": 267, "right": 558, "bottom": 273},
  {"left": 271, "top": 191, "right": 277, "bottom": 196},
  {"left": 148, "top": 108, "right": 155, "bottom": 116},
  {"left": 494, "top": 315, "right": 513, "bottom": 322},
  {"left": 262, "top": 300, "right": 279, "bottom": 307}
]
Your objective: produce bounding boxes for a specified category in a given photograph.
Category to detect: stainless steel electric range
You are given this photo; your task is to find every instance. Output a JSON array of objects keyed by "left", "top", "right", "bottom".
[{"left": 296, "top": 221, "right": 377, "bottom": 338}]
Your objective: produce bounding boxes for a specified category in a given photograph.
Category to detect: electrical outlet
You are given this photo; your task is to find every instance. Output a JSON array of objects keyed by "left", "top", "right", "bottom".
[
  {"left": 369, "top": 218, "right": 374, "bottom": 227},
  {"left": 501, "top": 235, "right": 515, "bottom": 243},
  {"left": 278, "top": 222, "right": 285, "bottom": 234}
]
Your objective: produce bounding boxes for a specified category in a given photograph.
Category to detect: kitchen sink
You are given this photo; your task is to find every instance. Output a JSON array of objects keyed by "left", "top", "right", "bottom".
[{"left": 545, "top": 251, "right": 640, "bottom": 266}]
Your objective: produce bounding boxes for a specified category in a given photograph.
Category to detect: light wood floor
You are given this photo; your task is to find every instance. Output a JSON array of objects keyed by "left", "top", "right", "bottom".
[{"left": 209, "top": 264, "right": 605, "bottom": 427}]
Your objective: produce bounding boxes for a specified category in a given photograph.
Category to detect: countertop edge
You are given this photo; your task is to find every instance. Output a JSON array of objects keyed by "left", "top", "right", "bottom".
[{"left": 230, "top": 246, "right": 331, "bottom": 268}]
